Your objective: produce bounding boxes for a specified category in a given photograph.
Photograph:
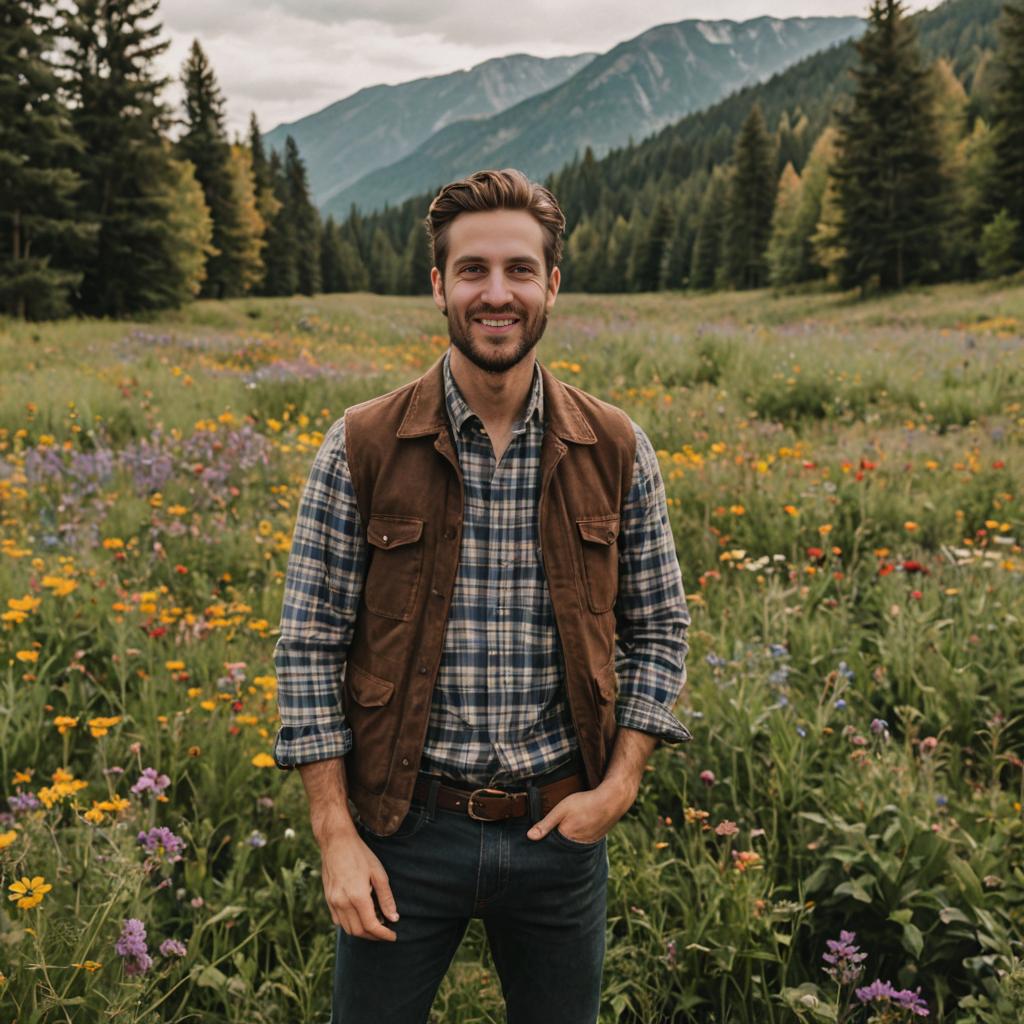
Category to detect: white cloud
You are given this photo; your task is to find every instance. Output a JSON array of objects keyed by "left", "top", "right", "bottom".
[{"left": 155, "top": 0, "right": 939, "bottom": 137}]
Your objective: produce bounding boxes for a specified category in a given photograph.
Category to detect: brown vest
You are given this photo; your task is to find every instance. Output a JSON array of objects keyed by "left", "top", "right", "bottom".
[{"left": 342, "top": 354, "right": 636, "bottom": 835}]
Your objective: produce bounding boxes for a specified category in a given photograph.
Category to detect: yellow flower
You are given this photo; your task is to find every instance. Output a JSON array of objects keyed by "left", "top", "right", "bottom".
[
  {"left": 83, "top": 807, "right": 105, "bottom": 825},
  {"left": 87, "top": 715, "right": 122, "bottom": 738},
  {"left": 167, "top": 504, "right": 188, "bottom": 516},
  {"left": 684, "top": 807, "right": 710, "bottom": 824},
  {"left": 251, "top": 753, "right": 276, "bottom": 768},
  {"left": 15, "top": 650, "right": 39, "bottom": 663},
  {"left": 12, "top": 769, "right": 32, "bottom": 785},
  {"left": 102, "top": 537, "right": 124, "bottom": 550},
  {"left": 904, "top": 521, "right": 919, "bottom": 532},
  {"left": 257, "top": 520, "right": 273, "bottom": 536},
  {"left": 53, "top": 715, "right": 79, "bottom": 734},
  {"left": 783, "top": 505, "right": 798, "bottom": 517},
  {"left": 729, "top": 505, "right": 745, "bottom": 516},
  {"left": 8, "top": 595, "right": 41, "bottom": 613},
  {"left": 200, "top": 700, "right": 217, "bottom": 712},
  {"left": 72, "top": 961, "right": 103, "bottom": 972},
  {"left": 165, "top": 660, "right": 186, "bottom": 671},
  {"left": 0, "top": 830, "right": 17, "bottom": 849},
  {"left": 8, "top": 875, "right": 53, "bottom": 910}
]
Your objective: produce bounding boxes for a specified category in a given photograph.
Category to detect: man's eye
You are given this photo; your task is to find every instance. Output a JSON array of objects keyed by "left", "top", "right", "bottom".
[
  {"left": 511, "top": 265, "right": 534, "bottom": 274},
  {"left": 461, "top": 265, "right": 483, "bottom": 274}
]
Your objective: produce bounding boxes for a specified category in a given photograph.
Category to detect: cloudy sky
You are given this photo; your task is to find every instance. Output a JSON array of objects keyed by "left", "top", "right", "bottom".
[{"left": 156, "top": 0, "right": 938, "bottom": 138}]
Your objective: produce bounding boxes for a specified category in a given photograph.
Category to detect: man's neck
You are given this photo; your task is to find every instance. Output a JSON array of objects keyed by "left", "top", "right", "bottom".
[{"left": 448, "top": 347, "right": 536, "bottom": 432}]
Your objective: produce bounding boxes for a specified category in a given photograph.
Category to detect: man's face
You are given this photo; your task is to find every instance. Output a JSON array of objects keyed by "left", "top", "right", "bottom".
[{"left": 430, "top": 208, "right": 560, "bottom": 374}]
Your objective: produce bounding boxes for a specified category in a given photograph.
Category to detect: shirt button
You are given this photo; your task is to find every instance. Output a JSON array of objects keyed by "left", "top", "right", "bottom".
[
  {"left": 382, "top": 534, "right": 389, "bottom": 544},
  {"left": 401, "top": 757, "right": 410, "bottom": 767}
]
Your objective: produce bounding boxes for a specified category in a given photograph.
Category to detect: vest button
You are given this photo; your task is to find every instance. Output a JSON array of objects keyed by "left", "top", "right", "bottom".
[
  {"left": 444, "top": 529, "right": 455, "bottom": 540},
  {"left": 382, "top": 534, "right": 389, "bottom": 544},
  {"left": 418, "top": 666, "right": 428, "bottom": 675}
]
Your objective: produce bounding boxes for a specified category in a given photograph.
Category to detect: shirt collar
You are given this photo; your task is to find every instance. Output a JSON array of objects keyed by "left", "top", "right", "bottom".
[{"left": 442, "top": 347, "right": 544, "bottom": 435}]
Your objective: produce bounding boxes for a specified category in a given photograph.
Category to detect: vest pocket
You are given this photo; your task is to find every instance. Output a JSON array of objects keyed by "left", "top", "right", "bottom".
[
  {"left": 364, "top": 514, "right": 425, "bottom": 621},
  {"left": 576, "top": 515, "right": 620, "bottom": 614},
  {"left": 344, "top": 662, "right": 398, "bottom": 795}
]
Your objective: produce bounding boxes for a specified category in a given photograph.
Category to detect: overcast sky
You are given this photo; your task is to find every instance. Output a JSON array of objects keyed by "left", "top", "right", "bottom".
[{"left": 155, "top": 0, "right": 938, "bottom": 138}]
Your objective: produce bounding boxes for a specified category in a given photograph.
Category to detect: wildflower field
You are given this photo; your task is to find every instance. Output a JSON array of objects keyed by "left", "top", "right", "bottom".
[{"left": 1, "top": 279, "right": 1023, "bottom": 1023}]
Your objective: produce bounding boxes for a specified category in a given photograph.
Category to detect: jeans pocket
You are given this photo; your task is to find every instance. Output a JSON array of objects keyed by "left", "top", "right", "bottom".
[
  {"left": 357, "top": 802, "right": 429, "bottom": 841},
  {"left": 550, "top": 827, "right": 605, "bottom": 852}
]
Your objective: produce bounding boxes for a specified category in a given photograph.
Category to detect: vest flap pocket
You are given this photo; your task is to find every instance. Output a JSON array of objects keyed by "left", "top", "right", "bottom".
[
  {"left": 346, "top": 663, "right": 395, "bottom": 708},
  {"left": 577, "top": 515, "right": 620, "bottom": 546},
  {"left": 367, "top": 515, "right": 424, "bottom": 550},
  {"left": 593, "top": 656, "right": 617, "bottom": 705}
]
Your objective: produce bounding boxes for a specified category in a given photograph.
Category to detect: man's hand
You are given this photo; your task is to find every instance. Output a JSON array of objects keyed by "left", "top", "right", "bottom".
[
  {"left": 297, "top": 757, "right": 399, "bottom": 941},
  {"left": 527, "top": 727, "right": 658, "bottom": 844},
  {"left": 318, "top": 824, "right": 400, "bottom": 941},
  {"left": 526, "top": 782, "right": 633, "bottom": 844}
]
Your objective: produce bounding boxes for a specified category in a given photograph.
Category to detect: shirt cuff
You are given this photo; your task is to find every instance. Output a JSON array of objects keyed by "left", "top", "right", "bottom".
[
  {"left": 616, "top": 696, "right": 693, "bottom": 745},
  {"left": 272, "top": 722, "right": 353, "bottom": 769}
]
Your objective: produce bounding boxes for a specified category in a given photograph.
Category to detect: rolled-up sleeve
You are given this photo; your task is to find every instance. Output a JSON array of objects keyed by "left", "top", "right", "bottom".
[
  {"left": 613, "top": 423, "right": 692, "bottom": 744},
  {"left": 272, "top": 417, "right": 367, "bottom": 768}
]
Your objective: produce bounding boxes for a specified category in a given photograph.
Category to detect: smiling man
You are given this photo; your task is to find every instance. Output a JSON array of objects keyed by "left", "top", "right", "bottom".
[{"left": 273, "top": 168, "right": 692, "bottom": 1023}]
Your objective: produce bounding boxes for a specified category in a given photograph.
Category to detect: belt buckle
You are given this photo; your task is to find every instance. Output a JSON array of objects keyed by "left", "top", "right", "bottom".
[{"left": 467, "top": 787, "right": 512, "bottom": 822}]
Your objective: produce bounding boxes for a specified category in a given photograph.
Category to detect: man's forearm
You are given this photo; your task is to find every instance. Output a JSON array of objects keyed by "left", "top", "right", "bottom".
[
  {"left": 298, "top": 757, "right": 357, "bottom": 844},
  {"left": 598, "top": 726, "right": 657, "bottom": 808}
]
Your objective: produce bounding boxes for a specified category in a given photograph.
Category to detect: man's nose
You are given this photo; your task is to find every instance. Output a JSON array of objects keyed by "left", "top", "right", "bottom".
[{"left": 480, "top": 270, "right": 513, "bottom": 307}]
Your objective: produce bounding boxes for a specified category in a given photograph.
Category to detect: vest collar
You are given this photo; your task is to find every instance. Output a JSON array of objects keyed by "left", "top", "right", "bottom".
[{"left": 397, "top": 353, "right": 597, "bottom": 445}]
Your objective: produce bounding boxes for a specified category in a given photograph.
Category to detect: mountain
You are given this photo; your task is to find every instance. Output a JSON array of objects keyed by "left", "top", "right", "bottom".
[
  {"left": 324, "top": 15, "right": 864, "bottom": 217},
  {"left": 263, "top": 53, "right": 595, "bottom": 207}
]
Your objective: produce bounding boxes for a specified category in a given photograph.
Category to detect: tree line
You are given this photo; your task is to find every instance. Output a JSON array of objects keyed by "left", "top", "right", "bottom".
[{"left": 2, "top": 0, "right": 1022, "bottom": 320}]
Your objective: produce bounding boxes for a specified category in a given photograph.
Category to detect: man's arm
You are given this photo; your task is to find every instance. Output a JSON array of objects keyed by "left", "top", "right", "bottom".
[
  {"left": 529, "top": 423, "right": 690, "bottom": 844},
  {"left": 273, "top": 418, "right": 398, "bottom": 941}
]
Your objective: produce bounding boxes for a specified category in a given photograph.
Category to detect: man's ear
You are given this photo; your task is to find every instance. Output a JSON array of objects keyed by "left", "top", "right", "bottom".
[
  {"left": 545, "top": 265, "right": 561, "bottom": 313},
  {"left": 430, "top": 267, "right": 447, "bottom": 316}
]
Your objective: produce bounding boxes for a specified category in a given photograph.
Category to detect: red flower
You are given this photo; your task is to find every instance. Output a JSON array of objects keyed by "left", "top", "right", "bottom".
[
  {"left": 993, "top": 460, "right": 1005, "bottom": 470},
  {"left": 174, "top": 564, "right": 189, "bottom": 575},
  {"left": 148, "top": 626, "right": 167, "bottom": 639},
  {"left": 806, "top": 547, "right": 824, "bottom": 561},
  {"left": 860, "top": 458, "right": 877, "bottom": 471},
  {"left": 878, "top": 563, "right": 895, "bottom": 577},
  {"left": 902, "top": 560, "right": 930, "bottom": 575},
  {"left": 910, "top": 590, "right": 923, "bottom": 601}
]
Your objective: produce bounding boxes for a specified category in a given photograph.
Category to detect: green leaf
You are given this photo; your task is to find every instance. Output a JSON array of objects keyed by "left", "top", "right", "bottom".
[
  {"left": 901, "top": 922, "right": 924, "bottom": 959},
  {"left": 834, "top": 879, "right": 872, "bottom": 903}
]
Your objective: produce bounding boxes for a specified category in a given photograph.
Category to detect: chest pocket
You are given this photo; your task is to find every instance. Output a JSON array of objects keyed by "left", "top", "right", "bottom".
[
  {"left": 576, "top": 514, "right": 620, "bottom": 614},
  {"left": 364, "top": 514, "right": 425, "bottom": 621}
]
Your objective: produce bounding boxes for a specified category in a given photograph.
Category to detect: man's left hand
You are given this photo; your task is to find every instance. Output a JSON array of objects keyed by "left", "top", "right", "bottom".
[{"left": 526, "top": 781, "right": 635, "bottom": 845}]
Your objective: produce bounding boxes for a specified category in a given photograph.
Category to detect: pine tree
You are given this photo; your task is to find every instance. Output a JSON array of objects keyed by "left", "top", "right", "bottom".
[
  {"left": 0, "top": 1, "right": 93, "bottom": 318},
  {"left": 634, "top": 197, "right": 675, "bottom": 291},
  {"left": 690, "top": 168, "right": 730, "bottom": 290},
  {"left": 63, "top": 0, "right": 201, "bottom": 315},
  {"left": 401, "top": 221, "right": 432, "bottom": 294},
  {"left": 985, "top": 1, "right": 1024, "bottom": 262},
  {"left": 178, "top": 41, "right": 260, "bottom": 297},
  {"left": 368, "top": 228, "right": 398, "bottom": 293},
  {"left": 723, "top": 103, "right": 777, "bottom": 289},
  {"left": 260, "top": 149, "right": 298, "bottom": 295},
  {"left": 283, "top": 136, "right": 321, "bottom": 294},
  {"left": 766, "top": 163, "right": 804, "bottom": 287},
  {"left": 830, "top": 0, "right": 950, "bottom": 291},
  {"left": 165, "top": 155, "right": 215, "bottom": 298},
  {"left": 320, "top": 215, "right": 342, "bottom": 293},
  {"left": 977, "top": 209, "right": 1021, "bottom": 277}
]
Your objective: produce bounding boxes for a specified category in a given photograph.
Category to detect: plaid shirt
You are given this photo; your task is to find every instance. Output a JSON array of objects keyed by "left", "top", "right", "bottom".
[{"left": 273, "top": 350, "right": 691, "bottom": 784}]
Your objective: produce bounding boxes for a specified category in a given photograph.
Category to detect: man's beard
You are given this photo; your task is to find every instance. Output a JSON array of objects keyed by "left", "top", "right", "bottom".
[{"left": 445, "top": 300, "right": 548, "bottom": 374}]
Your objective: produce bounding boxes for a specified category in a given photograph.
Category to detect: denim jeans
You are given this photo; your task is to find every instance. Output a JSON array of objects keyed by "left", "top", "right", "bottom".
[{"left": 330, "top": 777, "right": 609, "bottom": 1024}]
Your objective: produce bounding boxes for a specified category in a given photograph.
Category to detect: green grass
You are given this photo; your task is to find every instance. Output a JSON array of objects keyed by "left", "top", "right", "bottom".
[{"left": 0, "top": 280, "right": 1022, "bottom": 1022}]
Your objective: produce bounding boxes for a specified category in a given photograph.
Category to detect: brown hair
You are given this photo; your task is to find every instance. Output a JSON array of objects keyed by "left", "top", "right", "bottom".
[{"left": 425, "top": 168, "right": 566, "bottom": 277}]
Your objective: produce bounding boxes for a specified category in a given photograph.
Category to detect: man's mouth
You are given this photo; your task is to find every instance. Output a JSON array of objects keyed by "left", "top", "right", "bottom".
[{"left": 474, "top": 316, "right": 519, "bottom": 332}]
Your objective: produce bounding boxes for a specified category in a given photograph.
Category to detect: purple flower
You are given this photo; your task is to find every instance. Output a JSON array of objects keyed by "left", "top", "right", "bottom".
[
  {"left": 115, "top": 918, "right": 153, "bottom": 976},
  {"left": 246, "top": 830, "right": 267, "bottom": 848},
  {"left": 834, "top": 698, "right": 847, "bottom": 710},
  {"left": 7, "top": 792, "right": 41, "bottom": 815},
  {"left": 870, "top": 718, "right": 889, "bottom": 736},
  {"left": 856, "top": 979, "right": 929, "bottom": 1017},
  {"left": 131, "top": 767, "right": 170, "bottom": 798},
  {"left": 159, "top": 938, "right": 188, "bottom": 958},
  {"left": 137, "top": 826, "right": 186, "bottom": 862},
  {"left": 822, "top": 929, "right": 867, "bottom": 985}
]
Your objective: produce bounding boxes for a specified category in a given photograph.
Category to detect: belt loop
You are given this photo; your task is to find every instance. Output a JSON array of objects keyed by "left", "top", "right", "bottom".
[
  {"left": 425, "top": 778, "right": 441, "bottom": 820},
  {"left": 527, "top": 781, "right": 543, "bottom": 824}
]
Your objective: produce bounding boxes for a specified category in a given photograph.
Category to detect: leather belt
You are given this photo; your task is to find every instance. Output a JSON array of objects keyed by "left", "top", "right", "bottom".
[{"left": 412, "top": 772, "right": 585, "bottom": 822}]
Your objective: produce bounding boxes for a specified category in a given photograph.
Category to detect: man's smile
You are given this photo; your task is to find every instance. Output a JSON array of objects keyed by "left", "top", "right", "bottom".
[{"left": 474, "top": 316, "right": 520, "bottom": 333}]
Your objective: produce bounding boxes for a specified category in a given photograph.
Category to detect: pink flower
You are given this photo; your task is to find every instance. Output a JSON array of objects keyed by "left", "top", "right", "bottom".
[
  {"left": 699, "top": 770, "right": 716, "bottom": 787},
  {"left": 714, "top": 820, "right": 739, "bottom": 837}
]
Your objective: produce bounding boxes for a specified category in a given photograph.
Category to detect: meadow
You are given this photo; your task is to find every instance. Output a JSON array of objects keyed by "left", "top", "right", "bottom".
[{"left": 0, "top": 279, "right": 1022, "bottom": 1023}]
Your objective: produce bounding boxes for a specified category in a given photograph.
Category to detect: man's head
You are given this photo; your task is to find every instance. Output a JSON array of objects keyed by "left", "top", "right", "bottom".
[{"left": 425, "top": 169, "right": 565, "bottom": 375}]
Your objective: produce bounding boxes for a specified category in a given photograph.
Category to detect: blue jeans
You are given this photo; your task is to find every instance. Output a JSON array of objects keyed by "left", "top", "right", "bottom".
[{"left": 330, "top": 778, "right": 609, "bottom": 1023}]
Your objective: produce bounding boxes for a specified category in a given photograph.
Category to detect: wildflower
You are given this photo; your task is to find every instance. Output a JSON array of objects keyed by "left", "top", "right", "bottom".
[
  {"left": 901, "top": 560, "right": 930, "bottom": 575},
  {"left": 246, "top": 830, "right": 268, "bottom": 848},
  {"left": 137, "top": 826, "right": 186, "bottom": 863},
  {"left": 855, "top": 979, "right": 929, "bottom": 1016},
  {"left": 159, "top": 938, "right": 188, "bottom": 958},
  {"left": 115, "top": 918, "right": 153, "bottom": 976},
  {"left": 131, "top": 767, "right": 170, "bottom": 798},
  {"left": 87, "top": 716, "right": 122, "bottom": 738},
  {"left": 72, "top": 961, "right": 103, "bottom": 971},
  {"left": 190, "top": 896, "right": 205, "bottom": 908},
  {"left": 796, "top": 725, "right": 807, "bottom": 737},
  {"left": 822, "top": 929, "right": 867, "bottom": 985},
  {"left": 53, "top": 715, "right": 79, "bottom": 734},
  {"left": 15, "top": 650, "right": 39, "bottom": 663},
  {"left": 705, "top": 652, "right": 727, "bottom": 668},
  {"left": 699, "top": 770, "right": 716, "bottom": 787},
  {"left": 834, "top": 699, "right": 847, "bottom": 710},
  {"left": 8, "top": 875, "right": 53, "bottom": 910},
  {"left": 684, "top": 807, "right": 709, "bottom": 824},
  {"left": 732, "top": 850, "right": 762, "bottom": 872},
  {"left": 904, "top": 521, "right": 919, "bottom": 532},
  {"left": 665, "top": 938, "right": 677, "bottom": 966},
  {"left": 936, "top": 794, "right": 948, "bottom": 807},
  {"left": 837, "top": 661, "right": 854, "bottom": 681},
  {"left": 251, "top": 752, "right": 275, "bottom": 768},
  {"left": 769, "top": 643, "right": 788, "bottom": 658},
  {"left": 714, "top": 820, "right": 739, "bottom": 837},
  {"left": 919, "top": 736, "right": 938, "bottom": 754},
  {"left": 0, "top": 830, "right": 17, "bottom": 849},
  {"left": 870, "top": 718, "right": 889, "bottom": 736},
  {"left": 7, "top": 792, "right": 40, "bottom": 815}
]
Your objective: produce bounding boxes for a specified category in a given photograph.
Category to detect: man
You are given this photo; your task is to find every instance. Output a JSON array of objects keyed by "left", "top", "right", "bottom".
[{"left": 273, "top": 168, "right": 691, "bottom": 1024}]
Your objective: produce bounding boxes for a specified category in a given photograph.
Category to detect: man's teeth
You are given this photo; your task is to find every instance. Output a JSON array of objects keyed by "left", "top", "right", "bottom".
[{"left": 479, "top": 319, "right": 516, "bottom": 327}]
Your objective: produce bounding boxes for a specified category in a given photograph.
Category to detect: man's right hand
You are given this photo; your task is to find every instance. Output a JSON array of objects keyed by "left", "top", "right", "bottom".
[
  {"left": 297, "top": 758, "right": 399, "bottom": 942},
  {"left": 319, "top": 825, "right": 400, "bottom": 941}
]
